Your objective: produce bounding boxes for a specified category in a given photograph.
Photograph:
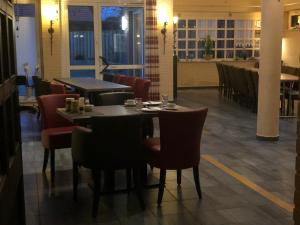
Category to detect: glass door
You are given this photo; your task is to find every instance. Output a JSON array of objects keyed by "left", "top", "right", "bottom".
[
  {"left": 66, "top": 4, "right": 144, "bottom": 79},
  {"left": 100, "top": 6, "right": 144, "bottom": 77}
]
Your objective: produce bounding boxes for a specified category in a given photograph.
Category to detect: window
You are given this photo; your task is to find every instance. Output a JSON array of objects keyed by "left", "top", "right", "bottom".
[
  {"left": 175, "top": 18, "right": 260, "bottom": 61},
  {"left": 68, "top": 6, "right": 95, "bottom": 66},
  {"left": 101, "top": 7, "right": 144, "bottom": 66}
]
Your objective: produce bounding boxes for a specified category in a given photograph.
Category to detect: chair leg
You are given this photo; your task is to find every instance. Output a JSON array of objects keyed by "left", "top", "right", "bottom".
[
  {"left": 92, "top": 170, "right": 101, "bottom": 218},
  {"left": 193, "top": 165, "right": 202, "bottom": 199},
  {"left": 126, "top": 168, "right": 131, "bottom": 194},
  {"left": 177, "top": 169, "right": 181, "bottom": 186},
  {"left": 42, "top": 148, "right": 49, "bottom": 172},
  {"left": 73, "top": 161, "right": 79, "bottom": 201},
  {"left": 133, "top": 168, "right": 145, "bottom": 210},
  {"left": 157, "top": 169, "right": 166, "bottom": 205},
  {"left": 50, "top": 149, "right": 55, "bottom": 184}
]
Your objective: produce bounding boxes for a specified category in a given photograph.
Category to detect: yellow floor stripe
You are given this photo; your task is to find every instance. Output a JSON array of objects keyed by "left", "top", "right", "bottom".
[{"left": 202, "top": 154, "right": 294, "bottom": 213}]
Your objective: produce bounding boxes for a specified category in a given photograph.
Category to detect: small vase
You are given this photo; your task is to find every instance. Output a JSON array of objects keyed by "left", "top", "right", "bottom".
[{"left": 26, "top": 86, "right": 32, "bottom": 98}]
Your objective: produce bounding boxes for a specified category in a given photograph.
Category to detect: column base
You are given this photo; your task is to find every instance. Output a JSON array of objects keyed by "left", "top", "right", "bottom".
[{"left": 256, "top": 135, "right": 279, "bottom": 141}]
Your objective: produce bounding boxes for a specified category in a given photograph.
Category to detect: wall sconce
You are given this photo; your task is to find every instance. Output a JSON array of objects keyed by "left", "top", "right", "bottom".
[
  {"left": 43, "top": 5, "right": 58, "bottom": 56},
  {"left": 161, "top": 21, "right": 168, "bottom": 54},
  {"left": 157, "top": 5, "right": 169, "bottom": 55},
  {"left": 173, "top": 16, "right": 179, "bottom": 56}
]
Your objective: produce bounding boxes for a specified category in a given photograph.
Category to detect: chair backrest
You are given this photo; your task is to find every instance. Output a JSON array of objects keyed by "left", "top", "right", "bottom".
[
  {"left": 50, "top": 83, "right": 66, "bottom": 94},
  {"left": 118, "top": 75, "right": 127, "bottom": 84},
  {"left": 227, "top": 66, "right": 238, "bottom": 93},
  {"left": 37, "top": 94, "right": 79, "bottom": 129},
  {"left": 102, "top": 73, "right": 114, "bottom": 82},
  {"left": 34, "top": 79, "right": 51, "bottom": 97},
  {"left": 96, "top": 92, "right": 134, "bottom": 106},
  {"left": 134, "top": 78, "right": 151, "bottom": 101},
  {"left": 16, "top": 75, "right": 28, "bottom": 86},
  {"left": 235, "top": 68, "right": 249, "bottom": 96},
  {"left": 250, "top": 70, "right": 259, "bottom": 98},
  {"left": 112, "top": 75, "right": 121, "bottom": 83},
  {"left": 124, "top": 76, "right": 137, "bottom": 87},
  {"left": 221, "top": 64, "right": 231, "bottom": 88},
  {"left": 72, "top": 115, "right": 144, "bottom": 169},
  {"left": 158, "top": 108, "right": 208, "bottom": 169},
  {"left": 244, "top": 70, "right": 256, "bottom": 99},
  {"left": 216, "top": 63, "right": 225, "bottom": 85}
]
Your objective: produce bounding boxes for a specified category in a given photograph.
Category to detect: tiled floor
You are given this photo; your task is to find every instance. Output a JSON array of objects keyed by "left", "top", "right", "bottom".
[{"left": 22, "top": 89, "right": 296, "bottom": 225}]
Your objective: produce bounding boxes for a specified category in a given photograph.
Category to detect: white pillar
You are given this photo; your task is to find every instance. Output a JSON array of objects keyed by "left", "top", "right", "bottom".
[{"left": 257, "top": 0, "right": 283, "bottom": 141}]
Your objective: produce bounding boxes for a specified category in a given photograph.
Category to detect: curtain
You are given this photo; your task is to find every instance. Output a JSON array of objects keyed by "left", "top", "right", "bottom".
[{"left": 144, "top": 0, "right": 160, "bottom": 100}]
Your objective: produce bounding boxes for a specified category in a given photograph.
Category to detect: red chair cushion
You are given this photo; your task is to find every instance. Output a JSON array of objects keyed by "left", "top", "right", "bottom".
[
  {"left": 41, "top": 126, "right": 77, "bottom": 149},
  {"left": 144, "top": 138, "right": 162, "bottom": 168}
]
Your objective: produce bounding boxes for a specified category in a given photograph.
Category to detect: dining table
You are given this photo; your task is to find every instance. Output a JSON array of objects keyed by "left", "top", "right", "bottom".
[
  {"left": 54, "top": 78, "right": 132, "bottom": 103},
  {"left": 56, "top": 103, "right": 191, "bottom": 192},
  {"left": 248, "top": 68, "right": 299, "bottom": 117},
  {"left": 56, "top": 104, "right": 189, "bottom": 126}
]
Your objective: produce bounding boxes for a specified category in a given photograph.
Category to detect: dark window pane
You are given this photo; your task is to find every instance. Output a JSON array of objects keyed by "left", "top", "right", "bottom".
[
  {"left": 188, "top": 30, "right": 196, "bottom": 39},
  {"left": 217, "top": 20, "right": 225, "bottom": 28},
  {"left": 178, "top": 30, "right": 186, "bottom": 39},
  {"left": 188, "top": 51, "right": 195, "bottom": 59},
  {"left": 188, "top": 20, "right": 196, "bottom": 28},
  {"left": 68, "top": 6, "right": 95, "bottom": 65},
  {"left": 217, "top": 40, "right": 225, "bottom": 48},
  {"left": 198, "top": 40, "right": 205, "bottom": 49},
  {"left": 198, "top": 50, "right": 205, "bottom": 59},
  {"left": 227, "top": 30, "right": 234, "bottom": 38},
  {"left": 217, "top": 30, "right": 225, "bottom": 38},
  {"left": 236, "top": 50, "right": 252, "bottom": 59},
  {"left": 254, "top": 50, "right": 260, "bottom": 57},
  {"left": 227, "top": 20, "right": 234, "bottom": 28},
  {"left": 188, "top": 41, "right": 196, "bottom": 49},
  {"left": 178, "top": 41, "right": 186, "bottom": 49},
  {"left": 178, "top": 51, "right": 186, "bottom": 59},
  {"left": 70, "top": 70, "right": 95, "bottom": 78},
  {"left": 15, "top": 4, "right": 35, "bottom": 17},
  {"left": 102, "top": 7, "right": 144, "bottom": 65},
  {"left": 226, "top": 50, "right": 234, "bottom": 58},
  {"left": 178, "top": 20, "right": 186, "bottom": 28},
  {"left": 226, "top": 40, "right": 234, "bottom": 48},
  {"left": 217, "top": 50, "right": 224, "bottom": 58}
]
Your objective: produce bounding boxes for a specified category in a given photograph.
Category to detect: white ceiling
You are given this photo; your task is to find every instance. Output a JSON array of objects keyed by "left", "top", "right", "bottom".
[{"left": 174, "top": 0, "right": 300, "bottom": 12}]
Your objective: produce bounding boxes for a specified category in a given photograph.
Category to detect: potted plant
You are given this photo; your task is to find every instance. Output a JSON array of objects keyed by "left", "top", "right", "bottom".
[{"left": 204, "top": 35, "right": 214, "bottom": 60}]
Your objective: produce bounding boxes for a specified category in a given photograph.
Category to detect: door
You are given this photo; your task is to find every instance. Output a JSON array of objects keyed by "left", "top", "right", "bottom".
[{"left": 63, "top": 2, "right": 144, "bottom": 79}]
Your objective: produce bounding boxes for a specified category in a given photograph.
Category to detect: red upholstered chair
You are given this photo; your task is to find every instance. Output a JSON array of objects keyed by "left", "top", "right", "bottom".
[
  {"left": 144, "top": 108, "right": 208, "bottom": 205},
  {"left": 50, "top": 83, "right": 66, "bottom": 94},
  {"left": 133, "top": 78, "right": 151, "bottom": 101},
  {"left": 124, "top": 76, "right": 137, "bottom": 87},
  {"left": 118, "top": 75, "right": 126, "bottom": 84},
  {"left": 112, "top": 75, "right": 121, "bottom": 83},
  {"left": 38, "top": 94, "right": 79, "bottom": 184}
]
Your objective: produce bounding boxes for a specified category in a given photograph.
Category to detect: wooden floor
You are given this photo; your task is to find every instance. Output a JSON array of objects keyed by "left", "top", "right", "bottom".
[{"left": 22, "top": 88, "right": 295, "bottom": 225}]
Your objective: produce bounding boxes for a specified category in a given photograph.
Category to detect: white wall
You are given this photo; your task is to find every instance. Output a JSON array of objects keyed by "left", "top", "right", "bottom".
[{"left": 16, "top": 17, "right": 37, "bottom": 78}]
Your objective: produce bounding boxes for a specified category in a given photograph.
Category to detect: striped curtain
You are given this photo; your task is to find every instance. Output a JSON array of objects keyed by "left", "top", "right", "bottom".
[{"left": 144, "top": 0, "right": 160, "bottom": 100}]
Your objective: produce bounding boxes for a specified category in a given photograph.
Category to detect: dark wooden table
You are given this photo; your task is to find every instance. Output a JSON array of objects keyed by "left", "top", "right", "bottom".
[
  {"left": 54, "top": 78, "right": 132, "bottom": 103},
  {"left": 57, "top": 104, "right": 190, "bottom": 192},
  {"left": 250, "top": 68, "right": 299, "bottom": 117},
  {"left": 57, "top": 104, "right": 189, "bottom": 125}
]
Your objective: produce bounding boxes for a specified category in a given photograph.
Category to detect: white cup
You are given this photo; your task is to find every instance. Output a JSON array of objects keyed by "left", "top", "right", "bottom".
[
  {"left": 126, "top": 99, "right": 136, "bottom": 105},
  {"left": 166, "top": 102, "right": 176, "bottom": 109}
]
